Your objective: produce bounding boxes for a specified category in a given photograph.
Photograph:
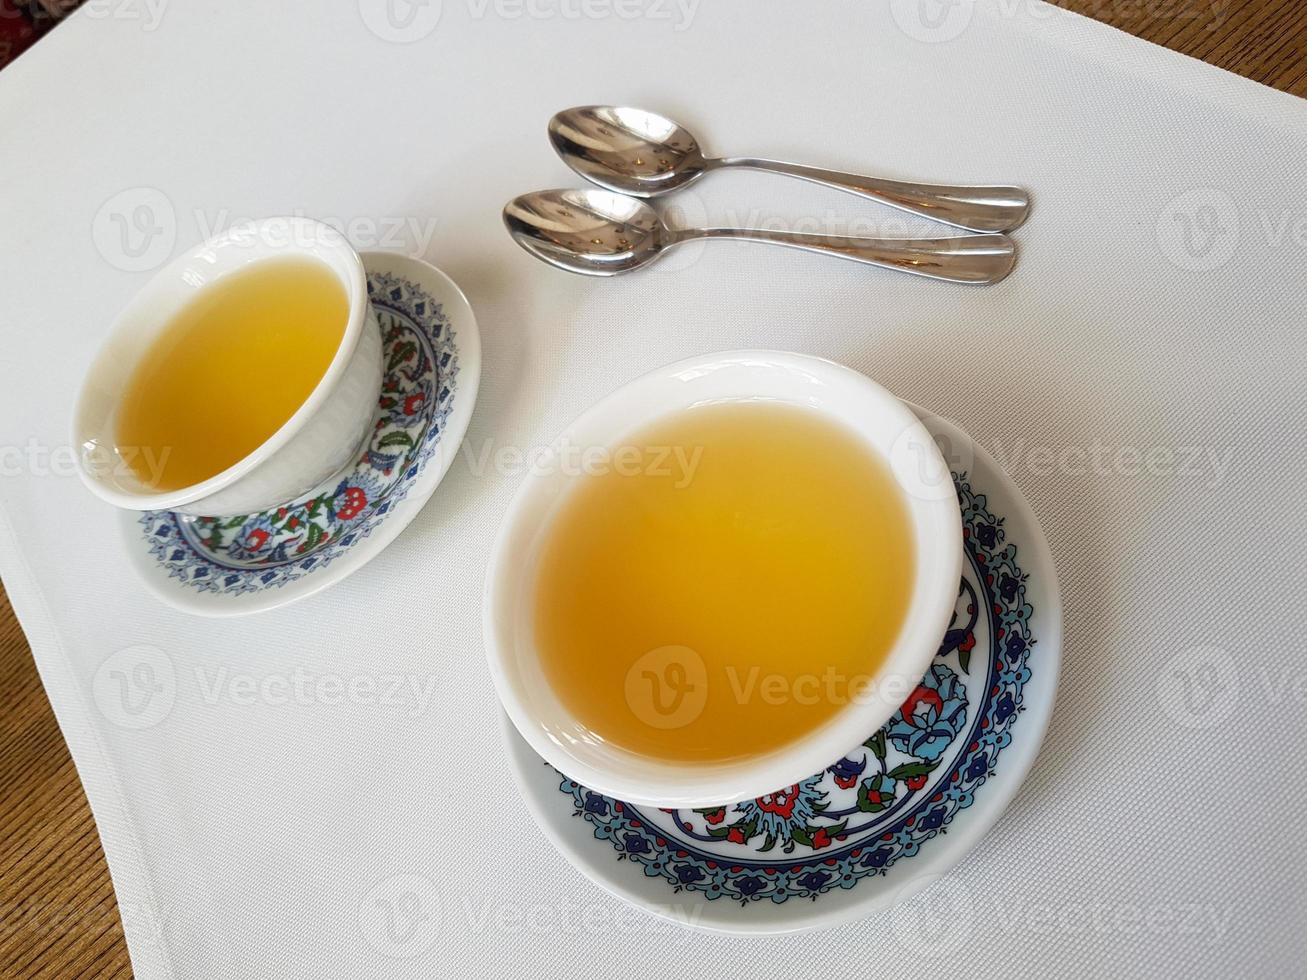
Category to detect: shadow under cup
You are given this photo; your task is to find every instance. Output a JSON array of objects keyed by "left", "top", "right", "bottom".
[{"left": 73, "top": 216, "right": 382, "bottom": 518}]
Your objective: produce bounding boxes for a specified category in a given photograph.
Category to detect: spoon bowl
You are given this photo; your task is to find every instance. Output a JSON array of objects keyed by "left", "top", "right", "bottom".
[
  {"left": 548, "top": 106, "right": 709, "bottom": 197},
  {"left": 503, "top": 189, "right": 668, "bottom": 276}
]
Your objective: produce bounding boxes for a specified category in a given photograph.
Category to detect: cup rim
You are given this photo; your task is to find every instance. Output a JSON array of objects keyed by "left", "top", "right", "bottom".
[
  {"left": 71, "top": 215, "right": 369, "bottom": 511},
  {"left": 482, "top": 349, "right": 964, "bottom": 808}
]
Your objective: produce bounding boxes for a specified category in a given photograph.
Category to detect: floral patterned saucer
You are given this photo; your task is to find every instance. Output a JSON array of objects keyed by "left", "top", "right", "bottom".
[
  {"left": 122, "top": 252, "right": 480, "bottom": 616},
  {"left": 502, "top": 408, "right": 1061, "bottom": 934}
]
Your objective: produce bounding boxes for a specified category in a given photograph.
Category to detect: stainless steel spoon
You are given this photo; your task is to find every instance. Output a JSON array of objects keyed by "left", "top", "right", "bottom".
[
  {"left": 549, "top": 106, "right": 1030, "bottom": 234},
  {"left": 504, "top": 189, "right": 1016, "bottom": 284}
]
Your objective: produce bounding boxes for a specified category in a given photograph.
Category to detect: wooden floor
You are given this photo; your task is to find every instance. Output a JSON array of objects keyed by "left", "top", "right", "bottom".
[
  {"left": 1, "top": 3, "right": 1304, "bottom": 976},
  {"left": 1061, "top": 0, "right": 1306, "bottom": 95},
  {"left": 0, "top": 584, "right": 134, "bottom": 979}
]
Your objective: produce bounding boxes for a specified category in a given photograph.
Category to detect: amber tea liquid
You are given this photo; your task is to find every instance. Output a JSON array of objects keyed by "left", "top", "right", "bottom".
[
  {"left": 532, "top": 401, "right": 917, "bottom": 763},
  {"left": 114, "top": 257, "right": 348, "bottom": 491}
]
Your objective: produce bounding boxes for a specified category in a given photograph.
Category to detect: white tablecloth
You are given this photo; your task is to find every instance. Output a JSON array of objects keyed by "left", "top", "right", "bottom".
[{"left": 1, "top": 2, "right": 1304, "bottom": 976}]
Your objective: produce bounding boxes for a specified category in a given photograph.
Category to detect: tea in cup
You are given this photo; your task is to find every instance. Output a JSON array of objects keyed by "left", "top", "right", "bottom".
[
  {"left": 73, "top": 216, "right": 383, "bottom": 516},
  {"left": 484, "top": 350, "right": 963, "bottom": 808}
]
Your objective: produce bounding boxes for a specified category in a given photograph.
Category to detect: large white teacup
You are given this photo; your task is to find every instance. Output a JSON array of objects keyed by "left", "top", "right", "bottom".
[{"left": 484, "top": 350, "right": 964, "bottom": 809}]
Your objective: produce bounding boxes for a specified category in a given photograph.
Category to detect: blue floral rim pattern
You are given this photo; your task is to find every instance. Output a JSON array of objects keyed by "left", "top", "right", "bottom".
[
  {"left": 137, "top": 272, "right": 459, "bottom": 596},
  {"left": 555, "top": 470, "right": 1036, "bottom": 905}
]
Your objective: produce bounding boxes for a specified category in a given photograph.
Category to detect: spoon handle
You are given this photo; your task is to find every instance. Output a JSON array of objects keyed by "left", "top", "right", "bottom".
[
  {"left": 685, "top": 228, "right": 1016, "bottom": 284},
  {"left": 713, "top": 157, "right": 1029, "bottom": 234}
]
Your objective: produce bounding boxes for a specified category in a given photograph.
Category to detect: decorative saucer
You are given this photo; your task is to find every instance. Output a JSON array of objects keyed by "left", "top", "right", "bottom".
[
  {"left": 123, "top": 251, "right": 481, "bottom": 616},
  {"left": 501, "top": 408, "right": 1061, "bottom": 934}
]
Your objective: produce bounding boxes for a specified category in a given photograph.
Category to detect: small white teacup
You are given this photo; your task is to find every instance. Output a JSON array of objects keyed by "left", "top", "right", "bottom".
[{"left": 73, "top": 216, "right": 382, "bottom": 517}]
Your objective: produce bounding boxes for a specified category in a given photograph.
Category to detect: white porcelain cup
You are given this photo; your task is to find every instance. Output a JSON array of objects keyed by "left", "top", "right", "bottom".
[
  {"left": 73, "top": 216, "right": 382, "bottom": 517},
  {"left": 483, "top": 350, "right": 964, "bottom": 809}
]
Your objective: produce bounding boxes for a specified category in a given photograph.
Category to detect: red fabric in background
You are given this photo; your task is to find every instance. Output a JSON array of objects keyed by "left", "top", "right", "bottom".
[
  {"left": 0, "top": 0, "right": 66, "bottom": 71},
  {"left": 0, "top": 1, "right": 38, "bottom": 68}
]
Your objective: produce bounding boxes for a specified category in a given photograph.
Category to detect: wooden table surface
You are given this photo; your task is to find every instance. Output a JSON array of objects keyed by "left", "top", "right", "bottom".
[{"left": 2, "top": 4, "right": 1304, "bottom": 977}]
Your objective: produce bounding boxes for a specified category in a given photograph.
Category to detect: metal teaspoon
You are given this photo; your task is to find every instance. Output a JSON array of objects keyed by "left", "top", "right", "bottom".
[
  {"left": 549, "top": 106, "right": 1030, "bottom": 235},
  {"left": 503, "top": 189, "right": 1016, "bottom": 284}
]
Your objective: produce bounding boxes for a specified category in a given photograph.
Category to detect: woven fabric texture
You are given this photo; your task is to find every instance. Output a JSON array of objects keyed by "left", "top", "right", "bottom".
[{"left": 0, "top": 2, "right": 1304, "bottom": 977}]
